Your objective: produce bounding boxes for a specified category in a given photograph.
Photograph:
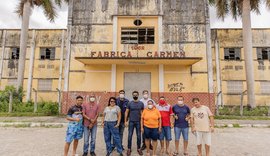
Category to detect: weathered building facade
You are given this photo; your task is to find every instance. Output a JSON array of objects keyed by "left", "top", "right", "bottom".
[{"left": 0, "top": 0, "right": 269, "bottom": 112}]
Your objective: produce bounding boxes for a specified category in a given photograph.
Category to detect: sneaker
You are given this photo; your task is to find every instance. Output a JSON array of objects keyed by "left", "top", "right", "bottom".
[
  {"left": 119, "top": 153, "right": 124, "bottom": 156},
  {"left": 82, "top": 153, "right": 87, "bottom": 156},
  {"left": 141, "top": 144, "right": 146, "bottom": 150},
  {"left": 106, "top": 152, "right": 111, "bottom": 156},
  {"left": 137, "top": 149, "right": 143, "bottom": 155},
  {"left": 111, "top": 146, "right": 115, "bottom": 151},
  {"left": 127, "top": 149, "right": 131, "bottom": 156},
  {"left": 90, "top": 152, "right": 96, "bottom": 156}
]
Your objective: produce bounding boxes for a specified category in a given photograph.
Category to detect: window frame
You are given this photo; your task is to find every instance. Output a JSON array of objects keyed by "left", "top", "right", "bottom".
[
  {"left": 40, "top": 47, "right": 56, "bottom": 60},
  {"left": 121, "top": 27, "right": 155, "bottom": 44}
]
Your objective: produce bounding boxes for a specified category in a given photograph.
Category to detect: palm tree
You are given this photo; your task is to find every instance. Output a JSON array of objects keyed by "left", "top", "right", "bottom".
[
  {"left": 210, "top": 0, "right": 270, "bottom": 108},
  {"left": 15, "top": 0, "right": 68, "bottom": 92}
]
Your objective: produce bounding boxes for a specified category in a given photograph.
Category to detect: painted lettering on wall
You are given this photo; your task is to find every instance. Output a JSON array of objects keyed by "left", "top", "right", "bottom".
[{"left": 168, "top": 83, "right": 185, "bottom": 92}]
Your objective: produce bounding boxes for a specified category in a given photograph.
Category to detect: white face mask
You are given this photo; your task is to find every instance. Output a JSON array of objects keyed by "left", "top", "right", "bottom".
[
  {"left": 143, "top": 94, "right": 148, "bottom": 99},
  {"left": 148, "top": 105, "right": 153, "bottom": 109},
  {"left": 90, "top": 97, "right": 95, "bottom": 102},
  {"left": 119, "top": 94, "right": 125, "bottom": 98},
  {"left": 178, "top": 101, "right": 184, "bottom": 105}
]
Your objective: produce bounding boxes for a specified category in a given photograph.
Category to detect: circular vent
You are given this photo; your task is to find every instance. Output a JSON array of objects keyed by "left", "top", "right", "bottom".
[{"left": 134, "top": 19, "right": 142, "bottom": 26}]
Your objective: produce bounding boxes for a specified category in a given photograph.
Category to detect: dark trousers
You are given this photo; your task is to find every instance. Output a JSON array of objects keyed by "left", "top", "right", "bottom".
[{"left": 128, "top": 121, "right": 141, "bottom": 149}]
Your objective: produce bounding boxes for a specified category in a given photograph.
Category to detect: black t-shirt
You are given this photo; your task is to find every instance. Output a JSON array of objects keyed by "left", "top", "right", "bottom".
[
  {"left": 67, "top": 104, "right": 83, "bottom": 117},
  {"left": 127, "top": 101, "right": 144, "bottom": 122}
]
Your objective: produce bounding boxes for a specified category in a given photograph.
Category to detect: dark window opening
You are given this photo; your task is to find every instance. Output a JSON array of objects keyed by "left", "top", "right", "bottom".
[
  {"left": 121, "top": 28, "right": 155, "bottom": 44},
  {"left": 257, "top": 48, "right": 270, "bottom": 60},
  {"left": 224, "top": 48, "right": 241, "bottom": 61},
  {"left": 134, "top": 19, "right": 142, "bottom": 26},
  {"left": 40, "top": 48, "right": 55, "bottom": 60},
  {"left": 11, "top": 48, "right": 20, "bottom": 60}
]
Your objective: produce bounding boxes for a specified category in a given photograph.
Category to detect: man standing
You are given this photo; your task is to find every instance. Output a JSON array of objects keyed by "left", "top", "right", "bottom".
[
  {"left": 172, "top": 96, "right": 190, "bottom": 156},
  {"left": 82, "top": 94, "right": 99, "bottom": 156},
  {"left": 190, "top": 98, "right": 214, "bottom": 156},
  {"left": 115, "top": 90, "right": 129, "bottom": 150},
  {"left": 156, "top": 96, "right": 174, "bottom": 155},
  {"left": 125, "top": 91, "right": 144, "bottom": 156},
  {"left": 139, "top": 90, "right": 155, "bottom": 150},
  {"left": 64, "top": 96, "right": 84, "bottom": 156}
]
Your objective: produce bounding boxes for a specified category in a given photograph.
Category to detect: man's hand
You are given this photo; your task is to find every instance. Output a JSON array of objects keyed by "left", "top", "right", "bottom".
[
  {"left": 141, "top": 127, "right": 144, "bottom": 134},
  {"left": 125, "top": 122, "right": 128, "bottom": 127},
  {"left": 75, "top": 118, "right": 81, "bottom": 122},
  {"left": 191, "top": 127, "right": 196, "bottom": 133},
  {"left": 101, "top": 122, "right": 104, "bottom": 128},
  {"left": 170, "top": 123, "right": 174, "bottom": 129},
  {"left": 158, "top": 127, "right": 162, "bottom": 133},
  {"left": 114, "top": 123, "right": 120, "bottom": 128},
  {"left": 90, "top": 119, "right": 96, "bottom": 123}
]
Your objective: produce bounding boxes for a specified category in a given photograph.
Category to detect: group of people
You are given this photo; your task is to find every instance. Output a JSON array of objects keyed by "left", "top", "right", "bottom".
[{"left": 63, "top": 90, "right": 214, "bottom": 156}]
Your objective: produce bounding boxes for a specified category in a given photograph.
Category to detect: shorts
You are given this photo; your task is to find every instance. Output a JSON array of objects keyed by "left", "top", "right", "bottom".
[
  {"left": 65, "top": 123, "right": 84, "bottom": 143},
  {"left": 144, "top": 126, "right": 159, "bottom": 140},
  {"left": 159, "top": 126, "right": 172, "bottom": 141},
  {"left": 194, "top": 131, "right": 211, "bottom": 146},
  {"left": 174, "top": 127, "right": 189, "bottom": 141}
]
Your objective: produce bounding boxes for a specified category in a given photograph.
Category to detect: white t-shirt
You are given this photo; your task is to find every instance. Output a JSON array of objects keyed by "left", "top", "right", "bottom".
[
  {"left": 140, "top": 98, "right": 156, "bottom": 108},
  {"left": 191, "top": 105, "right": 213, "bottom": 132}
]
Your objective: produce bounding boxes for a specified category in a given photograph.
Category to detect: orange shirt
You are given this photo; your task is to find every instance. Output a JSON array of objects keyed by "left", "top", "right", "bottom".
[{"left": 141, "top": 107, "right": 161, "bottom": 128}]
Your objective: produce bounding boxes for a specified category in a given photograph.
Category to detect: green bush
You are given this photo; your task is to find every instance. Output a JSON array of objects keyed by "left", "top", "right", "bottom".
[
  {"left": 219, "top": 105, "right": 269, "bottom": 116},
  {"left": 37, "top": 101, "right": 58, "bottom": 115}
]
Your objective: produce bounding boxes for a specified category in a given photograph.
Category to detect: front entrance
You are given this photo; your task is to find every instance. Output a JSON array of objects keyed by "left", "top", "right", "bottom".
[{"left": 124, "top": 72, "right": 151, "bottom": 100}]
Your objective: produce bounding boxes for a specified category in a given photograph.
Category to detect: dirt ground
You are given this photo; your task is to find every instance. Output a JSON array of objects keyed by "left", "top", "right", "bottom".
[{"left": 0, "top": 127, "right": 269, "bottom": 156}]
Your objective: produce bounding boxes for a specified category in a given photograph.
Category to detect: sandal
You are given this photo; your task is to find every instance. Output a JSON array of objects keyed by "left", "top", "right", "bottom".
[
  {"left": 184, "top": 152, "right": 189, "bottom": 156},
  {"left": 172, "top": 152, "right": 178, "bottom": 156}
]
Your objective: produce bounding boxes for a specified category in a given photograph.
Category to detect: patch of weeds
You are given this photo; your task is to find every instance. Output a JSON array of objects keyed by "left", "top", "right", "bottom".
[{"left": 233, "top": 123, "right": 241, "bottom": 128}]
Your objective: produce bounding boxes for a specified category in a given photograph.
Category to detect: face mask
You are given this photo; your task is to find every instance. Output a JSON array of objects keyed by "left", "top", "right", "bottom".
[
  {"left": 119, "top": 94, "right": 125, "bottom": 98},
  {"left": 143, "top": 94, "right": 148, "bottom": 99},
  {"left": 178, "top": 101, "right": 184, "bottom": 105},
  {"left": 90, "top": 97, "right": 95, "bottom": 102},
  {"left": 148, "top": 105, "right": 153, "bottom": 109},
  {"left": 159, "top": 100, "right": 165, "bottom": 105},
  {"left": 133, "top": 96, "right": 138, "bottom": 100}
]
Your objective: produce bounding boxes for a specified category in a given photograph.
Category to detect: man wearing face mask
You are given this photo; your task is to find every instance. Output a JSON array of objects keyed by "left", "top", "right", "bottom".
[
  {"left": 112, "top": 90, "right": 129, "bottom": 150},
  {"left": 82, "top": 94, "right": 100, "bottom": 156},
  {"left": 172, "top": 96, "right": 190, "bottom": 156},
  {"left": 140, "top": 90, "right": 156, "bottom": 150},
  {"left": 125, "top": 91, "right": 144, "bottom": 156},
  {"left": 156, "top": 96, "right": 174, "bottom": 155}
]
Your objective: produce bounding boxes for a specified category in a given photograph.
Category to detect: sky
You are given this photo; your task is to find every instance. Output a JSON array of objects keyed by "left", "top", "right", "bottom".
[{"left": 0, "top": 0, "right": 270, "bottom": 29}]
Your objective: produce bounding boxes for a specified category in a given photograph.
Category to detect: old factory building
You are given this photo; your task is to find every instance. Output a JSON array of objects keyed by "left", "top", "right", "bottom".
[{"left": 0, "top": 0, "right": 270, "bottom": 112}]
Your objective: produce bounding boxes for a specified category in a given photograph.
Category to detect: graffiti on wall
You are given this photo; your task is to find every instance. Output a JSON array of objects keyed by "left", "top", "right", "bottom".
[{"left": 168, "top": 83, "right": 185, "bottom": 92}]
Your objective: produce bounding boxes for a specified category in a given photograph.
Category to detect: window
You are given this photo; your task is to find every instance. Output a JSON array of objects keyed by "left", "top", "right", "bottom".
[
  {"left": 257, "top": 48, "right": 270, "bottom": 60},
  {"left": 11, "top": 48, "right": 20, "bottom": 59},
  {"left": 121, "top": 28, "right": 154, "bottom": 44},
  {"left": 7, "top": 79, "right": 17, "bottom": 86},
  {"left": 224, "top": 48, "right": 241, "bottom": 61},
  {"left": 261, "top": 82, "right": 270, "bottom": 94},
  {"left": 227, "top": 81, "right": 243, "bottom": 94},
  {"left": 40, "top": 48, "right": 55, "bottom": 60},
  {"left": 38, "top": 79, "right": 52, "bottom": 91}
]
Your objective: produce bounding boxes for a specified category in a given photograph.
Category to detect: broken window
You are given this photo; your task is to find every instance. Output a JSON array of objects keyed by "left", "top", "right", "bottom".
[
  {"left": 121, "top": 28, "right": 155, "bottom": 44},
  {"left": 10, "top": 48, "right": 20, "bottom": 60},
  {"left": 40, "top": 48, "right": 55, "bottom": 60},
  {"left": 224, "top": 48, "right": 241, "bottom": 61},
  {"left": 257, "top": 48, "right": 270, "bottom": 60}
]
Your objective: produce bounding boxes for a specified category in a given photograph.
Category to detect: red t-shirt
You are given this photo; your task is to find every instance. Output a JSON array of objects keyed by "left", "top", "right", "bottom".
[{"left": 156, "top": 104, "right": 173, "bottom": 126}]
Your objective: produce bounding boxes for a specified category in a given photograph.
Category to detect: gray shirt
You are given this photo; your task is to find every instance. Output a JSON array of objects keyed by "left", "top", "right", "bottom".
[{"left": 104, "top": 106, "right": 121, "bottom": 122}]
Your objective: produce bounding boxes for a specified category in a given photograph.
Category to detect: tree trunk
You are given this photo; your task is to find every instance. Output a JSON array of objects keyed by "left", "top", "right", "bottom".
[
  {"left": 242, "top": 0, "right": 256, "bottom": 108},
  {"left": 17, "top": 1, "right": 31, "bottom": 91}
]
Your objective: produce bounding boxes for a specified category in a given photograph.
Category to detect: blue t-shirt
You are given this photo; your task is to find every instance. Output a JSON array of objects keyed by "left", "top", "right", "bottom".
[
  {"left": 127, "top": 101, "right": 144, "bottom": 122},
  {"left": 172, "top": 104, "right": 190, "bottom": 128}
]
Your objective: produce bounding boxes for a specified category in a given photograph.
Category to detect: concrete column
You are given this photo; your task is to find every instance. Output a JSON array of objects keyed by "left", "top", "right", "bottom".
[
  {"left": 159, "top": 64, "right": 164, "bottom": 92},
  {"left": 63, "top": 0, "right": 73, "bottom": 92},
  {"left": 26, "top": 30, "right": 36, "bottom": 101},
  {"left": 0, "top": 30, "right": 7, "bottom": 86},
  {"left": 215, "top": 39, "right": 223, "bottom": 106},
  {"left": 58, "top": 30, "right": 65, "bottom": 91},
  {"left": 205, "top": 0, "right": 214, "bottom": 93}
]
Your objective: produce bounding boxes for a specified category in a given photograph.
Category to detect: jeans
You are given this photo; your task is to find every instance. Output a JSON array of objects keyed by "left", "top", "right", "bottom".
[
  {"left": 174, "top": 127, "right": 189, "bottom": 141},
  {"left": 112, "top": 122, "right": 125, "bottom": 149},
  {"left": 104, "top": 121, "right": 123, "bottom": 154},
  {"left": 83, "top": 125, "right": 97, "bottom": 153},
  {"left": 128, "top": 121, "right": 141, "bottom": 149}
]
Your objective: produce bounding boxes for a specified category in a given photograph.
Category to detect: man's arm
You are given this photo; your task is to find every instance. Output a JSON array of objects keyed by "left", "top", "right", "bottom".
[{"left": 125, "top": 109, "right": 130, "bottom": 123}]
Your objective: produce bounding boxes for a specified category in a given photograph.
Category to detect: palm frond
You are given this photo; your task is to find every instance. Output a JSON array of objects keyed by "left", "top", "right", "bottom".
[
  {"left": 250, "top": 0, "right": 260, "bottom": 14},
  {"left": 266, "top": 0, "right": 270, "bottom": 9},
  {"left": 229, "top": 0, "right": 242, "bottom": 20},
  {"left": 40, "top": 0, "right": 57, "bottom": 22},
  {"left": 215, "top": 0, "right": 229, "bottom": 20}
]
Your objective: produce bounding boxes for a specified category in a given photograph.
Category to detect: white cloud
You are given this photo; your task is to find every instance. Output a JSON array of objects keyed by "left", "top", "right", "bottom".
[{"left": 0, "top": 0, "right": 269, "bottom": 29}]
